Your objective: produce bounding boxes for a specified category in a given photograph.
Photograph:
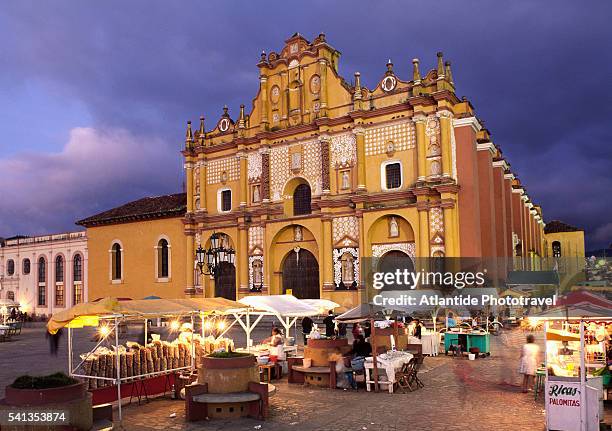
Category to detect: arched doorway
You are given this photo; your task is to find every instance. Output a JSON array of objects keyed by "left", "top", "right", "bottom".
[
  {"left": 282, "top": 248, "right": 319, "bottom": 299},
  {"left": 215, "top": 262, "right": 236, "bottom": 300},
  {"left": 378, "top": 250, "right": 415, "bottom": 290}
]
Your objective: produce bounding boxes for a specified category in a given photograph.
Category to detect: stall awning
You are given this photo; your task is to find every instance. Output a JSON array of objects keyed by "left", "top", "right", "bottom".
[
  {"left": 301, "top": 299, "right": 341, "bottom": 314},
  {"left": 335, "top": 303, "right": 388, "bottom": 323},
  {"left": 529, "top": 301, "right": 612, "bottom": 321},
  {"left": 238, "top": 295, "right": 319, "bottom": 317},
  {"left": 47, "top": 297, "right": 244, "bottom": 334}
]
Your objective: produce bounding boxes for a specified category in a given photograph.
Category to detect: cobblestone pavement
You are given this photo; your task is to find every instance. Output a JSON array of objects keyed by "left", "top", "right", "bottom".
[{"left": 1, "top": 324, "right": 609, "bottom": 431}]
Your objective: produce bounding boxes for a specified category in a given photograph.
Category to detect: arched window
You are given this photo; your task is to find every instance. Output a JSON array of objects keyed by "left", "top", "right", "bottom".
[
  {"left": 158, "top": 239, "right": 169, "bottom": 278},
  {"left": 7, "top": 259, "right": 15, "bottom": 276},
  {"left": 55, "top": 256, "right": 64, "bottom": 283},
  {"left": 552, "top": 241, "right": 562, "bottom": 258},
  {"left": 22, "top": 258, "right": 30, "bottom": 275},
  {"left": 293, "top": 183, "right": 312, "bottom": 215},
  {"left": 7, "top": 291, "right": 15, "bottom": 301},
  {"left": 73, "top": 255, "right": 82, "bottom": 282},
  {"left": 73, "top": 254, "right": 83, "bottom": 305},
  {"left": 111, "top": 243, "right": 122, "bottom": 280},
  {"left": 55, "top": 255, "right": 65, "bottom": 307},
  {"left": 38, "top": 257, "right": 46, "bottom": 306}
]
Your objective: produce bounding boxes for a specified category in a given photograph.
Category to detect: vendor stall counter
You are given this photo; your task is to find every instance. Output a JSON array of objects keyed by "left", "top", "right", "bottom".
[{"left": 444, "top": 331, "right": 490, "bottom": 354}]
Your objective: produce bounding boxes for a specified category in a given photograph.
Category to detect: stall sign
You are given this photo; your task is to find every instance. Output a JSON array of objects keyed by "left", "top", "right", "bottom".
[{"left": 546, "top": 381, "right": 581, "bottom": 431}]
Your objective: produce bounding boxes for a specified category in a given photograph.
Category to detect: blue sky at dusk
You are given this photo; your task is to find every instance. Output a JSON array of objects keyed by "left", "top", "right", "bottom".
[{"left": 0, "top": 1, "right": 611, "bottom": 250}]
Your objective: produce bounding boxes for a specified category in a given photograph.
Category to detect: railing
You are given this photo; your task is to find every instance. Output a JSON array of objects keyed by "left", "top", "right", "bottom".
[{"left": 4, "top": 231, "right": 86, "bottom": 246}]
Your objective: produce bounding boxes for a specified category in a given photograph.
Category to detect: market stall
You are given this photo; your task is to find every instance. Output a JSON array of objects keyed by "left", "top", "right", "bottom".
[
  {"left": 530, "top": 301, "right": 611, "bottom": 431},
  {"left": 47, "top": 297, "right": 242, "bottom": 420}
]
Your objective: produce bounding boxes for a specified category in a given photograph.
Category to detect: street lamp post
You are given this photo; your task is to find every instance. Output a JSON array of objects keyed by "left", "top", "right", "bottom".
[{"left": 195, "top": 232, "right": 236, "bottom": 278}]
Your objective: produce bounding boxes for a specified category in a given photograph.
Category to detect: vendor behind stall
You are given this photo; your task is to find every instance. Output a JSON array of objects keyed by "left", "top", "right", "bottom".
[{"left": 263, "top": 328, "right": 286, "bottom": 363}]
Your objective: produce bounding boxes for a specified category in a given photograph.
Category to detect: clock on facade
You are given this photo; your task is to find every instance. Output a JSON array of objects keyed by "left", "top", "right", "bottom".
[{"left": 381, "top": 75, "right": 397, "bottom": 92}]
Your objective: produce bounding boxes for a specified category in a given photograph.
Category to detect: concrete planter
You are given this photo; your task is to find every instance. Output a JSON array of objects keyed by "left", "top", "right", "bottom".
[
  {"left": 5, "top": 382, "right": 86, "bottom": 406},
  {"left": 198, "top": 354, "right": 258, "bottom": 394}
]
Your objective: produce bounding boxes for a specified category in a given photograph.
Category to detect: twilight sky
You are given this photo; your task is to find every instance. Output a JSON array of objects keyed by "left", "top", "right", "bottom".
[{"left": 0, "top": 1, "right": 611, "bottom": 250}]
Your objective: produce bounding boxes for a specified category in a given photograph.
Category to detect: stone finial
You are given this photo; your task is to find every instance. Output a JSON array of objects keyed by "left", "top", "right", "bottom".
[
  {"left": 445, "top": 61, "right": 454, "bottom": 85},
  {"left": 386, "top": 59, "right": 394, "bottom": 74},
  {"left": 261, "top": 50, "right": 267, "bottom": 61},
  {"left": 185, "top": 120, "right": 194, "bottom": 147},
  {"left": 412, "top": 58, "right": 421, "bottom": 82},
  {"left": 238, "top": 104, "right": 246, "bottom": 128},
  {"left": 223, "top": 105, "right": 229, "bottom": 116},
  {"left": 353, "top": 72, "right": 362, "bottom": 100},
  {"left": 437, "top": 52, "right": 445, "bottom": 77},
  {"left": 198, "top": 116, "right": 205, "bottom": 143}
]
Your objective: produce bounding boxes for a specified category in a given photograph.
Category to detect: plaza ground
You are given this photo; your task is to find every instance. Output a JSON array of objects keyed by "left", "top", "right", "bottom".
[{"left": 0, "top": 322, "right": 609, "bottom": 431}]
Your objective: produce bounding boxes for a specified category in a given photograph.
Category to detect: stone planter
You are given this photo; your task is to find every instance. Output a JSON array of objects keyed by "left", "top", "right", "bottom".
[
  {"left": 0, "top": 382, "right": 92, "bottom": 431},
  {"left": 198, "top": 354, "right": 258, "bottom": 394},
  {"left": 5, "top": 382, "right": 86, "bottom": 406}
]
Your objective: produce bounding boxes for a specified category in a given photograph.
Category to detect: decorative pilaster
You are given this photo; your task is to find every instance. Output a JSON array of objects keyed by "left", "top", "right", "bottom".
[
  {"left": 437, "top": 110, "right": 453, "bottom": 178},
  {"left": 354, "top": 126, "right": 366, "bottom": 191},
  {"left": 261, "top": 147, "right": 270, "bottom": 202},
  {"left": 238, "top": 224, "right": 248, "bottom": 293},
  {"left": 237, "top": 148, "right": 247, "bottom": 206},
  {"left": 414, "top": 114, "right": 427, "bottom": 181},
  {"left": 320, "top": 136, "right": 331, "bottom": 194},
  {"left": 260, "top": 75, "right": 269, "bottom": 130},
  {"left": 322, "top": 217, "right": 334, "bottom": 291},
  {"left": 185, "top": 231, "right": 195, "bottom": 294},
  {"left": 198, "top": 157, "right": 207, "bottom": 211},
  {"left": 318, "top": 58, "right": 328, "bottom": 117},
  {"left": 184, "top": 160, "right": 194, "bottom": 213}
]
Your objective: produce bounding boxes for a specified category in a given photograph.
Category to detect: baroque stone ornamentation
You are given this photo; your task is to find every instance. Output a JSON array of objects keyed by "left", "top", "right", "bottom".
[
  {"left": 321, "top": 139, "right": 330, "bottom": 191},
  {"left": 429, "top": 207, "right": 444, "bottom": 236},
  {"left": 247, "top": 151, "right": 262, "bottom": 181},
  {"left": 270, "top": 140, "right": 322, "bottom": 201},
  {"left": 332, "top": 216, "right": 359, "bottom": 245},
  {"left": 330, "top": 133, "right": 356, "bottom": 168},
  {"left": 261, "top": 151, "right": 270, "bottom": 200},
  {"left": 333, "top": 247, "right": 359, "bottom": 287},
  {"left": 248, "top": 226, "right": 264, "bottom": 251},
  {"left": 207, "top": 156, "right": 240, "bottom": 185},
  {"left": 365, "top": 121, "right": 415, "bottom": 156},
  {"left": 248, "top": 256, "right": 264, "bottom": 290},
  {"left": 371, "top": 242, "right": 416, "bottom": 258}
]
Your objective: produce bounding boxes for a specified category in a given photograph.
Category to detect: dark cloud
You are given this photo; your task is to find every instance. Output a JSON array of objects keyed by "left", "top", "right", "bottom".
[{"left": 0, "top": 0, "right": 610, "bottom": 249}]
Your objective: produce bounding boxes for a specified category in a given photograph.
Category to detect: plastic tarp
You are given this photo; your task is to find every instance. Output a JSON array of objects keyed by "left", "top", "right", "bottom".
[
  {"left": 47, "top": 297, "right": 243, "bottom": 333},
  {"left": 238, "top": 294, "right": 319, "bottom": 317},
  {"left": 335, "top": 303, "right": 388, "bottom": 323}
]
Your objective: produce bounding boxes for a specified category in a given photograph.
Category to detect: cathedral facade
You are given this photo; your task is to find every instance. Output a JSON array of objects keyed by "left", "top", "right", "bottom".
[{"left": 181, "top": 33, "right": 547, "bottom": 308}]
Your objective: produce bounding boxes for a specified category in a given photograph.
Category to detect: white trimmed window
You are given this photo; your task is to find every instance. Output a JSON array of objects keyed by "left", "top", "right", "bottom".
[
  {"left": 381, "top": 160, "right": 403, "bottom": 190},
  {"left": 155, "top": 237, "right": 171, "bottom": 281},
  {"left": 110, "top": 241, "right": 123, "bottom": 283},
  {"left": 218, "top": 188, "right": 232, "bottom": 213}
]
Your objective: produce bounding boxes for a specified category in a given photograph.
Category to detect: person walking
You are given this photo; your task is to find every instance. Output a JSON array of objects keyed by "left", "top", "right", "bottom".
[{"left": 519, "top": 334, "right": 540, "bottom": 393}]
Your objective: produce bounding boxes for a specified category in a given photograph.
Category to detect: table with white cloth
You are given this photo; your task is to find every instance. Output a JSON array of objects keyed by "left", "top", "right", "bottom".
[
  {"left": 407, "top": 333, "right": 440, "bottom": 356},
  {"left": 364, "top": 351, "right": 414, "bottom": 393}
]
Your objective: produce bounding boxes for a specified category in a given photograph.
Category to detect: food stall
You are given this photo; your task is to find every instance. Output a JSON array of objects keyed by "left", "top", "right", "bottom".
[
  {"left": 47, "top": 297, "right": 242, "bottom": 420},
  {"left": 530, "top": 302, "right": 611, "bottom": 431}
]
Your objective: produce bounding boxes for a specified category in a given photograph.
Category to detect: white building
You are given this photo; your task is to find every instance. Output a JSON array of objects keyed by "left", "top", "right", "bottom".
[{"left": 0, "top": 231, "right": 88, "bottom": 316}]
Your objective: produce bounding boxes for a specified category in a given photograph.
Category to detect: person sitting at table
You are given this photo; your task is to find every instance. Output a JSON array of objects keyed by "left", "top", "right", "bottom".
[
  {"left": 267, "top": 327, "right": 286, "bottom": 363},
  {"left": 351, "top": 335, "right": 372, "bottom": 358}
]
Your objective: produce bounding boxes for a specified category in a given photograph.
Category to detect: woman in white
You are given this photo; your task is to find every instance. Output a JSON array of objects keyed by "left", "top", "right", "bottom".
[
  {"left": 268, "top": 328, "right": 286, "bottom": 363},
  {"left": 519, "top": 334, "right": 540, "bottom": 393}
]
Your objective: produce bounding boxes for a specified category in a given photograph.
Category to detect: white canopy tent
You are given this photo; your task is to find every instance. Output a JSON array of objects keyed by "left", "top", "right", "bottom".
[{"left": 219, "top": 295, "right": 334, "bottom": 349}]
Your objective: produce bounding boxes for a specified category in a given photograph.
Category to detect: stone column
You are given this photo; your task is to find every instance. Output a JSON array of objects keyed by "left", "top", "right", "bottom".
[
  {"left": 417, "top": 203, "right": 430, "bottom": 258},
  {"left": 438, "top": 110, "right": 453, "bottom": 178},
  {"left": 319, "top": 59, "right": 328, "bottom": 117},
  {"left": 414, "top": 114, "right": 427, "bottom": 182},
  {"left": 354, "top": 126, "right": 366, "bottom": 191},
  {"left": 238, "top": 149, "right": 247, "bottom": 207},
  {"left": 185, "top": 160, "right": 194, "bottom": 213},
  {"left": 185, "top": 231, "right": 195, "bottom": 294},
  {"left": 198, "top": 156, "right": 207, "bottom": 211},
  {"left": 238, "top": 224, "right": 249, "bottom": 294},
  {"left": 260, "top": 75, "right": 269, "bottom": 131},
  {"left": 322, "top": 217, "right": 334, "bottom": 292}
]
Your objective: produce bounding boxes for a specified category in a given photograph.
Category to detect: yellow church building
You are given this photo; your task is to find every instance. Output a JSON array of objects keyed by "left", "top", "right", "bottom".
[{"left": 79, "top": 33, "right": 585, "bottom": 309}]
